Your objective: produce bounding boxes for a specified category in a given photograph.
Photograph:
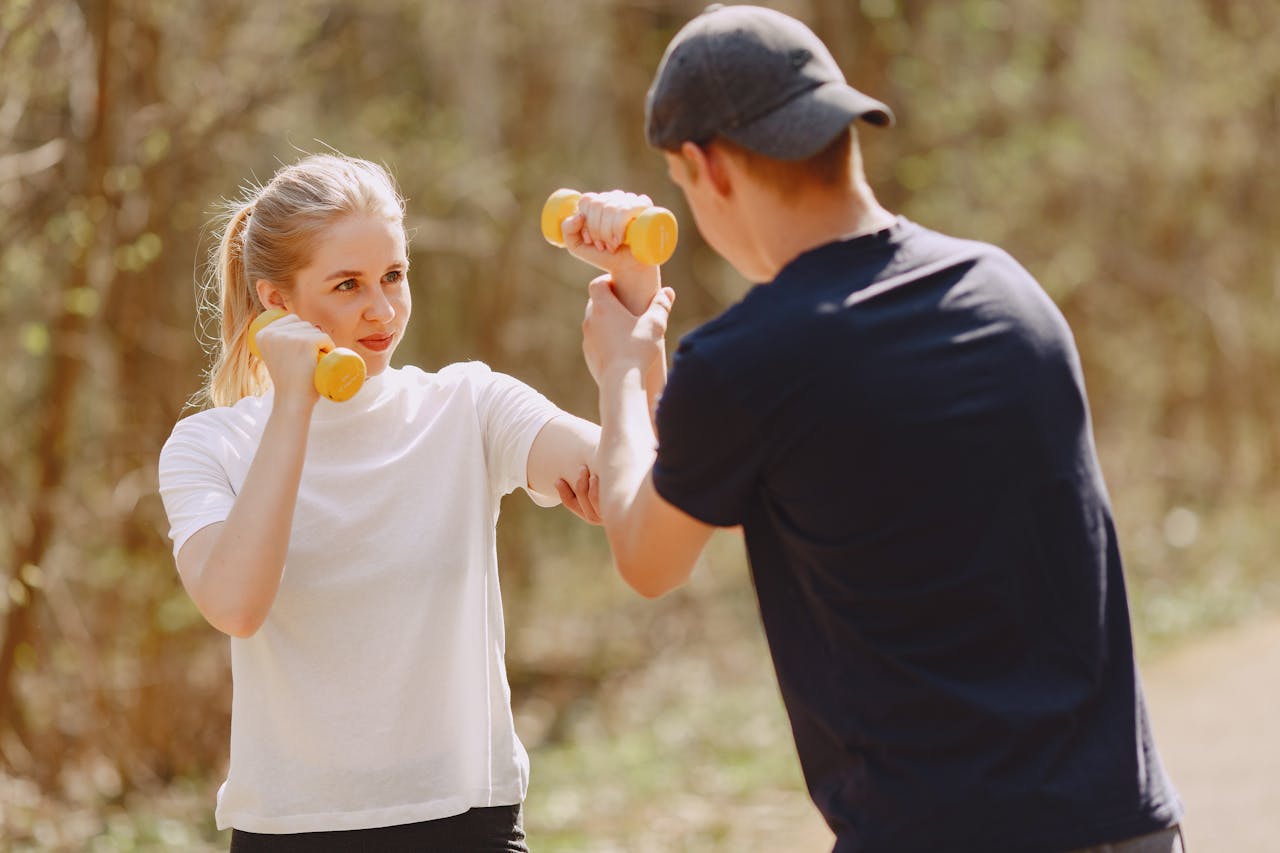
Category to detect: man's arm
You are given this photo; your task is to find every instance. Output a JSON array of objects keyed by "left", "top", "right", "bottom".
[
  {"left": 566, "top": 192, "right": 717, "bottom": 593},
  {"left": 594, "top": 359, "right": 714, "bottom": 596}
]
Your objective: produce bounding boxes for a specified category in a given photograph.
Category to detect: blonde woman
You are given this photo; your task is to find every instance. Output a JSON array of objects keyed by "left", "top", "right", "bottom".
[{"left": 158, "top": 154, "right": 638, "bottom": 851}]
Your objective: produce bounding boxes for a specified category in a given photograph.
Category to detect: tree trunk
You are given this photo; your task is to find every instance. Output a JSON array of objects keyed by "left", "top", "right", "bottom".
[{"left": 0, "top": 0, "right": 114, "bottom": 773}]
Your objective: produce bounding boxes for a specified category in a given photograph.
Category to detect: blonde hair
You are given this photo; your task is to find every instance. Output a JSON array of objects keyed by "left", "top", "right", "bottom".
[{"left": 198, "top": 154, "right": 406, "bottom": 408}]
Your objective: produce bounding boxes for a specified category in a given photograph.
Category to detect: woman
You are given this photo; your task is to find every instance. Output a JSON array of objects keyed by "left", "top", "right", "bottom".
[{"left": 158, "top": 154, "right": 649, "bottom": 850}]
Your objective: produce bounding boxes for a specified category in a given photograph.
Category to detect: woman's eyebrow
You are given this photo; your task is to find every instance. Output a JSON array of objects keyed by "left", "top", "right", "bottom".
[{"left": 325, "top": 269, "right": 364, "bottom": 281}]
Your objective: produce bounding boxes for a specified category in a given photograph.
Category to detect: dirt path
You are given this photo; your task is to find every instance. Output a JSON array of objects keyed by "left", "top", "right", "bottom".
[{"left": 1142, "top": 614, "right": 1280, "bottom": 852}]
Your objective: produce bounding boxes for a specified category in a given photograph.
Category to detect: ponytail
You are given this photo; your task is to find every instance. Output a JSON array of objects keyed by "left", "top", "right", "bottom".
[{"left": 199, "top": 203, "right": 270, "bottom": 408}]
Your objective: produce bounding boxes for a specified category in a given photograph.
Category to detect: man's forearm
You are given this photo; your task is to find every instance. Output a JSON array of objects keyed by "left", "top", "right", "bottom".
[
  {"left": 605, "top": 264, "right": 666, "bottom": 424},
  {"left": 645, "top": 353, "right": 667, "bottom": 427},
  {"left": 583, "top": 267, "right": 698, "bottom": 595},
  {"left": 595, "top": 364, "right": 702, "bottom": 596},
  {"left": 596, "top": 364, "right": 658, "bottom": 533}
]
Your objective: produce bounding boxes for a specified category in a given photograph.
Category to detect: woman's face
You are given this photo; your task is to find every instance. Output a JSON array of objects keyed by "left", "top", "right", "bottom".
[{"left": 285, "top": 214, "right": 411, "bottom": 377}]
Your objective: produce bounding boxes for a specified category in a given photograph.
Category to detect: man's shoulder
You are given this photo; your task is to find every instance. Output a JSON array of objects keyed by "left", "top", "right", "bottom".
[
  {"left": 876, "top": 219, "right": 1013, "bottom": 272},
  {"left": 898, "top": 221, "right": 1031, "bottom": 279},
  {"left": 677, "top": 268, "right": 811, "bottom": 354},
  {"left": 678, "top": 303, "right": 752, "bottom": 352}
]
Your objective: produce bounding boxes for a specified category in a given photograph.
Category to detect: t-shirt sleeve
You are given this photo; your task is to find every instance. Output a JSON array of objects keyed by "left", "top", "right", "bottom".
[
  {"left": 653, "top": 346, "right": 765, "bottom": 527},
  {"left": 157, "top": 416, "right": 237, "bottom": 558},
  {"left": 473, "top": 366, "right": 564, "bottom": 507}
]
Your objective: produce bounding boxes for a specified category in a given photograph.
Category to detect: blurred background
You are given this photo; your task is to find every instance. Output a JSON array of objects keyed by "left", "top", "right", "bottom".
[{"left": 1, "top": 0, "right": 1277, "bottom": 850}]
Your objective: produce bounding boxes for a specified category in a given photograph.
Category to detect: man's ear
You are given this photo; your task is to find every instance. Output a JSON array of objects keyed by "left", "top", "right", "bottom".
[
  {"left": 255, "top": 279, "right": 289, "bottom": 312},
  {"left": 691, "top": 140, "right": 734, "bottom": 198},
  {"left": 676, "top": 142, "right": 705, "bottom": 185}
]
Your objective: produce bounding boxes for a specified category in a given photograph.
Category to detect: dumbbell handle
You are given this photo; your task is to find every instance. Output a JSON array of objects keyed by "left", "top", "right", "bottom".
[
  {"left": 541, "top": 188, "right": 678, "bottom": 268},
  {"left": 248, "top": 309, "right": 366, "bottom": 403}
]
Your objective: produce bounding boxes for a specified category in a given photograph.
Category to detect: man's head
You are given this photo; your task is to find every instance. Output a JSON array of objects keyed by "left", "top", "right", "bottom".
[
  {"left": 645, "top": 4, "right": 893, "bottom": 162},
  {"left": 648, "top": 5, "right": 895, "bottom": 281}
]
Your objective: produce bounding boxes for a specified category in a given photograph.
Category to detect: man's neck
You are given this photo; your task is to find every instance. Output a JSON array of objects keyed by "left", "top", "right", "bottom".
[{"left": 744, "top": 182, "right": 895, "bottom": 282}]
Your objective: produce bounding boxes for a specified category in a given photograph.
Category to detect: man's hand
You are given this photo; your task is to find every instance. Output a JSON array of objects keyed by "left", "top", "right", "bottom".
[
  {"left": 570, "top": 202, "right": 710, "bottom": 598},
  {"left": 556, "top": 466, "right": 602, "bottom": 525},
  {"left": 582, "top": 275, "right": 675, "bottom": 387}
]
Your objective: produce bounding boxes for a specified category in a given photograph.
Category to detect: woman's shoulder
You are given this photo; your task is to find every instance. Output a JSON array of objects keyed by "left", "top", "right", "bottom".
[
  {"left": 407, "top": 361, "right": 507, "bottom": 395},
  {"left": 158, "top": 394, "right": 272, "bottom": 484},
  {"left": 164, "top": 393, "right": 272, "bottom": 448},
  {"left": 377, "top": 363, "right": 507, "bottom": 413},
  {"left": 392, "top": 362, "right": 552, "bottom": 420},
  {"left": 429, "top": 362, "right": 547, "bottom": 402},
  {"left": 433, "top": 360, "right": 495, "bottom": 382}
]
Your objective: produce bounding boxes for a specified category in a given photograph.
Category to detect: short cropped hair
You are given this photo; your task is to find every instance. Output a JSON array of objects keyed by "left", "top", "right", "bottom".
[{"left": 711, "top": 127, "right": 856, "bottom": 195}]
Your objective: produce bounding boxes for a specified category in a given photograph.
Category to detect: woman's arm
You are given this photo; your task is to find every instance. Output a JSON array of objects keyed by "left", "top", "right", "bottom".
[
  {"left": 559, "top": 192, "right": 669, "bottom": 424},
  {"left": 174, "top": 315, "right": 329, "bottom": 638},
  {"left": 526, "top": 413, "right": 603, "bottom": 524},
  {"left": 528, "top": 191, "right": 672, "bottom": 523},
  {"left": 175, "top": 397, "right": 313, "bottom": 637}
]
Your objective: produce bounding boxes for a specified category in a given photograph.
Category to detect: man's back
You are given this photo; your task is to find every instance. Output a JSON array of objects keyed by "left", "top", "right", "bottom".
[{"left": 652, "top": 219, "right": 1182, "bottom": 852}]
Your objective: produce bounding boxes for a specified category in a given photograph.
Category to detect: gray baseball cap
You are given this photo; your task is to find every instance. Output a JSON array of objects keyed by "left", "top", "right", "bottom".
[{"left": 645, "top": 4, "right": 894, "bottom": 161}]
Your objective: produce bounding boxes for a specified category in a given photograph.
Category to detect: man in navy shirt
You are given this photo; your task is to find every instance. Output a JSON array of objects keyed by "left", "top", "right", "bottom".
[{"left": 564, "top": 5, "right": 1183, "bottom": 852}]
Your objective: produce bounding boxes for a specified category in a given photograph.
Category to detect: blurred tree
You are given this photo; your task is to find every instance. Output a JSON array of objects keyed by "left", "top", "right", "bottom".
[{"left": 0, "top": 0, "right": 1276, "bottom": 847}]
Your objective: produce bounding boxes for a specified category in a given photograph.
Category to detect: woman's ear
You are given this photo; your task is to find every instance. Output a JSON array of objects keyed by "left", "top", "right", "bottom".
[{"left": 255, "top": 279, "right": 289, "bottom": 312}]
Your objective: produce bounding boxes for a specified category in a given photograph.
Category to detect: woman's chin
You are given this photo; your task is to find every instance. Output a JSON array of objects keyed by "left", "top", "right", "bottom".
[{"left": 354, "top": 348, "right": 395, "bottom": 377}]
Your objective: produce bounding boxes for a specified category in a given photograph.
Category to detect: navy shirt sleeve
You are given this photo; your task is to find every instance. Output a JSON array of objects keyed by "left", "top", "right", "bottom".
[{"left": 652, "top": 344, "right": 765, "bottom": 528}]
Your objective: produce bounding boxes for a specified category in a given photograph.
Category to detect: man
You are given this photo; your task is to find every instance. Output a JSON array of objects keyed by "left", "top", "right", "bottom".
[{"left": 565, "top": 5, "right": 1183, "bottom": 852}]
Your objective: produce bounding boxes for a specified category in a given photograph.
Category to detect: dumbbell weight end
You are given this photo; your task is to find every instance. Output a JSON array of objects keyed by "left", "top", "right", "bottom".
[{"left": 540, "top": 189, "right": 678, "bottom": 266}]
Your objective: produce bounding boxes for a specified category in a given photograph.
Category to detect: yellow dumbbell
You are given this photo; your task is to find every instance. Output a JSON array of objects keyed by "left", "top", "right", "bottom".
[
  {"left": 540, "top": 188, "right": 678, "bottom": 266},
  {"left": 248, "top": 309, "right": 366, "bottom": 403}
]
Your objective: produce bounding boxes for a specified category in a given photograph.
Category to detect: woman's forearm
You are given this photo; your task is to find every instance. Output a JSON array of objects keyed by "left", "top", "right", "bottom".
[{"left": 187, "top": 398, "right": 313, "bottom": 637}]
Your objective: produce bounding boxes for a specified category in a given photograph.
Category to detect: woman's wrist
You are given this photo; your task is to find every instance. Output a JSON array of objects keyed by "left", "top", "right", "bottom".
[
  {"left": 268, "top": 388, "right": 319, "bottom": 426},
  {"left": 611, "top": 265, "right": 662, "bottom": 316}
]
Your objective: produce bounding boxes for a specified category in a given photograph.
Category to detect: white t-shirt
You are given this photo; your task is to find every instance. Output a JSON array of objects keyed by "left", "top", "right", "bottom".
[{"left": 158, "top": 362, "right": 563, "bottom": 833}]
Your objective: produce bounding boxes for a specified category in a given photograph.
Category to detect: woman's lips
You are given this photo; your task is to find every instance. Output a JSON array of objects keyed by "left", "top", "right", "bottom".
[{"left": 358, "top": 332, "right": 395, "bottom": 352}]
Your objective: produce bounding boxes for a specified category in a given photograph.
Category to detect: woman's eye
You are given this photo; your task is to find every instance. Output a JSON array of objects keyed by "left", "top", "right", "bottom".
[
  {"left": 384, "top": 270, "right": 403, "bottom": 284},
  {"left": 335, "top": 279, "right": 357, "bottom": 292}
]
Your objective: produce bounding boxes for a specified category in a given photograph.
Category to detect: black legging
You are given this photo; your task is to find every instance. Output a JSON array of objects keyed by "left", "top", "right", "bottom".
[{"left": 229, "top": 804, "right": 529, "bottom": 853}]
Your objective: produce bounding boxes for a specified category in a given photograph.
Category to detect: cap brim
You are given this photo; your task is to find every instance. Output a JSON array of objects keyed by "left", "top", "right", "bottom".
[{"left": 723, "top": 82, "right": 894, "bottom": 161}]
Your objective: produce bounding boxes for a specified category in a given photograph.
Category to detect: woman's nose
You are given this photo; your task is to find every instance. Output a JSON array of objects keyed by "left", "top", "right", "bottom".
[{"left": 364, "top": 289, "right": 395, "bottom": 322}]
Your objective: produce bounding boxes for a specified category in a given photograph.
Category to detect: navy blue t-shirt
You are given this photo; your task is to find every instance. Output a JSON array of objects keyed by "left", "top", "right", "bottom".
[{"left": 652, "top": 219, "right": 1181, "bottom": 853}]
